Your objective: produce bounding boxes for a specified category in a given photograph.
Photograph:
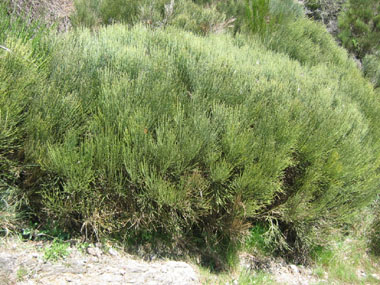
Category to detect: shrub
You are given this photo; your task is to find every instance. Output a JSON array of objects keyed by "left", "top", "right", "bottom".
[
  {"left": 17, "top": 24, "right": 378, "bottom": 265},
  {"left": 265, "top": 17, "right": 348, "bottom": 67},
  {"left": 0, "top": 40, "right": 47, "bottom": 232},
  {"left": 70, "top": 0, "right": 101, "bottom": 28},
  {"left": 369, "top": 198, "right": 380, "bottom": 255},
  {"left": 169, "top": 0, "right": 227, "bottom": 35},
  {"left": 262, "top": 15, "right": 380, "bottom": 143},
  {"left": 71, "top": 0, "right": 228, "bottom": 35},
  {"left": 363, "top": 53, "right": 380, "bottom": 88},
  {"left": 0, "top": 2, "right": 48, "bottom": 55},
  {"left": 244, "top": 0, "right": 272, "bottom": 36},
  {"left": 338, "top": 0, "right": 380, "bottom": 59},
  {"left": 242, "top": 0, "right": 303, "bottom": 37},
  {"left": 71, "top": 0, "right": 140, "bottom": 27},
  {"left": 0, "top": 2, "right": 49, "bottom": 233},
  {"left": 2, "top": 0, "right": 380, "bottom": 265},
  {"left": 70, "top": 0, "right": 304, "bottom": 36}
]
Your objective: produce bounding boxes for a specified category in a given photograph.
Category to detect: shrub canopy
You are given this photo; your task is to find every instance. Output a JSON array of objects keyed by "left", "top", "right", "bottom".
[
  {"left": 16, "top": 24, "right": 378, "bottom": 254},
  {"left": 338, "top": 0, "right": 380, "bottom": 59},
  {"left": 1, "top": 0, "right": 380, "bottom": 265}
]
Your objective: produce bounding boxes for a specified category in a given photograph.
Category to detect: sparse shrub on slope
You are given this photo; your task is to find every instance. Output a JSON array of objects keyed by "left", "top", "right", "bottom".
[{"left": 19, "top": 24, "right": 379, "bottom": 265}]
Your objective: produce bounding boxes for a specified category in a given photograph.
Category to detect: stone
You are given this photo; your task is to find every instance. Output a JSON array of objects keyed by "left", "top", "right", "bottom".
[
  {"left": 120, "top": 270, "right": 126, "bottom": 276},
  {"left": 357, "top": 269, "right": 366, "bottom": 278},
  {"left": 87, "top": 247, "right": 102, "bottom": 258},
  {"left": 101, "top": 273, "right": 123, "bottom": 282},
  {"left": 289, "top": 264, "right": 299, "bottom": 274},
  {"left": 1, "top": 238, "right": 200, "bottom": 285},
  {"left": 108, "top": 248, "right": 119, "bottom": 257}
]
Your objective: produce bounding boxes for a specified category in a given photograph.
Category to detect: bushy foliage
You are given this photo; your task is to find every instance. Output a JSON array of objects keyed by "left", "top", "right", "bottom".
[
  {"left": 238, "top": 0, "right": 303, "bottom": 36},
  {"left": 0, "top": 2, "right": 48, "bottom": 233},
  {"left": 0, "top": 2, "right": 48, "bottom": 55},
  {"left": 71, "top": 0, "right": 161, "bottom": 27},
  {"left": 370, "top": 203, "right": 380, "bottom": 256},
  {"left": 70, "top": 0, "right": 305, "bottom": 37},
  {"left": 71, "top": 0, "right": 228, "bottom": 35},
  {"left": 265, "top": 17, "right": 348, "bottom": 66},
  {"left": 244, "top": 0, "right": 272, "bottom": 36},
  {"left": 338, "top": 0, "right": 380, "bottom": 59},
  {"left": 11, "top": 23, "right": 375, "bottom": 263},
  {"left": 363, "top": 53, "right": 380, "bottom": 88},
  {"left": 2, "top": 0, "right": 380, "bottom": 266}
]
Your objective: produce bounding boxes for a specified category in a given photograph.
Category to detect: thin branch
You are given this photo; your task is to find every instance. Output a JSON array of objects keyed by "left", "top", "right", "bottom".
[{"left": 0, "top": 45, "right": 11, "bottom": 52}]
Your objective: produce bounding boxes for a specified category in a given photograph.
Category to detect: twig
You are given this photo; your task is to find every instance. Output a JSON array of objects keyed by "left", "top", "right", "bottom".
[{"left": 0, "top": 45, "right": 11, "bottom": 52}]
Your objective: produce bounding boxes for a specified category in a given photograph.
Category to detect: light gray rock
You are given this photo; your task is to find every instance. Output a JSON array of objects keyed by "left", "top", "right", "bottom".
[
  {"left": 371, "top": 273, "right": 380, "bottom": 280},
  {"left": 289, "top": 264, "right": 299, "bottom": 274},
  {"left": 101, "top": 273, "right": 124, "bottom": 282},
  {"left": 108, "top": 248, "right": 119, "bottom": 257},
  {"left": 87, "top": 246, "right": 102, "bottom": 257},
  {"left": 2, "top": 239, "right": 200, "bottom": 285}
]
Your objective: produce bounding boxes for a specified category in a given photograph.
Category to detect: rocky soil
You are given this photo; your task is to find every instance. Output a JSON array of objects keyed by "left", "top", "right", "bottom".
[
  {"left": 239, "top": 253, "right": 320, "bottom": 285},
  {"left": 0, "top": 238, "right": 335, "bottom": 285},
  {"left": 0, "top": 239, "right": 199, "bottom": 285}
]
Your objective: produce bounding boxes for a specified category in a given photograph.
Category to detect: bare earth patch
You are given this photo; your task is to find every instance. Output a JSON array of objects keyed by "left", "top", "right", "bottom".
[
  {"left": 0, "top": 238, "right": 199, "bottom": 285},
  {"left": 0, "top": 238, "right": 329, "bottom": 285},
  {"left": 239, "top": 253, "right": 320, "bottom": 285}
]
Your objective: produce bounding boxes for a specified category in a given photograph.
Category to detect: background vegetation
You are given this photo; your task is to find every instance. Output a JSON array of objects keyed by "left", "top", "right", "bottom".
[
  {"left": 1, "top": 0, "right": 379, "bottom": 271},
  {"left": 338, "top": 0, "right": 380, "bottom": 59}
]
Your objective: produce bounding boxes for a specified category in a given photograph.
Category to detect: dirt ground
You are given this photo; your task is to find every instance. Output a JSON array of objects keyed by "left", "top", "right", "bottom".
[
  {"left": 0, "top": 238, "right": 327, "bottom": 285},
  {"left": 0, "top": 238, "right": 199, "bottom": 285}
]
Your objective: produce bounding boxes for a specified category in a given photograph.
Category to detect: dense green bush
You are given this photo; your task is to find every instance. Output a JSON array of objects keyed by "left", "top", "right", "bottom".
[
  {"left": 363, "top": 53, "right": 380, "bottom": 88},
  {"left": 70, "top": 0, "right": 304, "bottom": 37},
  {"left": 0, "top": 2, "right": 48, "bottom": 233},
  {"left": 0, "top": 2, "right": 48, "bottom": 56},
  {"left": 265, "top": 17, "right": 348, "bottom": 66},
  {"left": 231, "top": 0, "right": 303, "bottom": 36},
  {"left": 2, "top": 0, "right": 380, "bottom": 266},
  {"left": 14, "top": 24, "right": 376, "bottom": 263},
  {"left": 71, "top": 0, "right": 228, "bottom": 35},
  {"left": 0, "top": 43, "right": 47, "bottom": 231},
  {"left": 338, "top": 0, "right": 380, "bottom": 59},
  {"left": 244, "top": 0, "right": 272, "bottom": 36},
  {"left": 369, "top": 200, "right": 380, "bottom": 256},
  {"left": 71, "top": 0, "right": 162, "bottom": 27}
]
